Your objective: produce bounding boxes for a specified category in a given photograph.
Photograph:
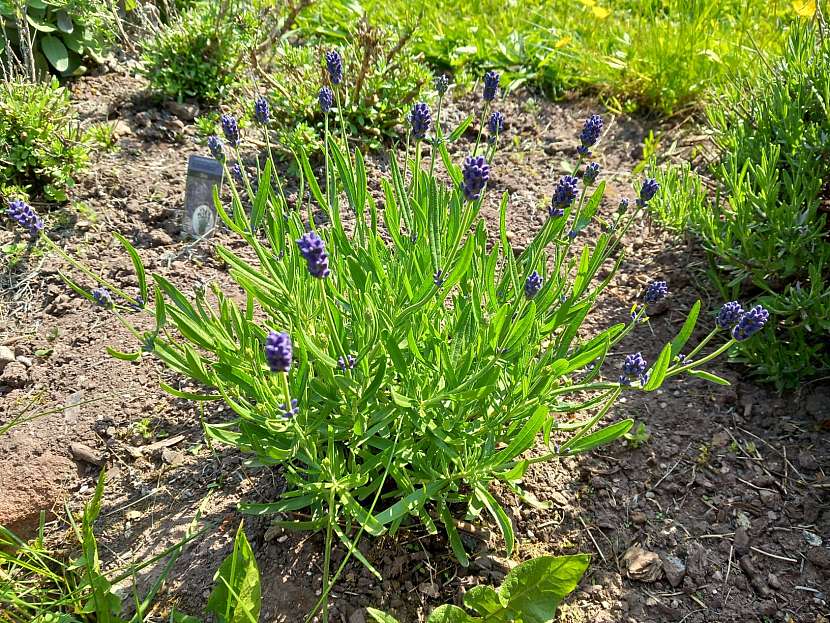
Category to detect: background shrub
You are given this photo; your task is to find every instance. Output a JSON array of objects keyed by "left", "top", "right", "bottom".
[
  {"left": 649, "top": 24, "right": 830, "bottom": 388},
  {"left": 0, "top": 0, "right": 117, "bottom": 77},
  {"left": 0, "top": 77, "right": 89, "bottom": 203},
  {"left": 140, "top": 0, "right": 255, "bottom": 103}
]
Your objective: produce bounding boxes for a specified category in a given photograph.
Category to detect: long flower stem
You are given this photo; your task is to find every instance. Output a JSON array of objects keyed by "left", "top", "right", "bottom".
[
  {"left": 321, "top": 486, "right": 336, "bottom": 622},
  {"left": 668, "top": 339, "right": 736, "bottom": 378}
]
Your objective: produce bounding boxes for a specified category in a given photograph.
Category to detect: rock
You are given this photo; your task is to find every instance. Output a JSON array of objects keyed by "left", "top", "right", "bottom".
[
  {"left": 111, "top": 119, "right": 132, "bottom": 138},
  {"left": 806, "top": 546, "right": 830, "bottom": 570},
  {"left": 798, "top": 450, "right": 819, "bottom": 471},
  {"left": 803, "top": 530, "right": 823, "bottom": 547},
  {"left": 622, "top": 545, "right": 663, "bottom": 582},
  {"left": 734, "top": 526, "right": 750, "bottom": 554},
  {"left": 165, "top": 100, "right": 199, "bottom": 121},
  {"left": 739, "top": 556, "right": 770, "bottom": 597},
  {"left": 161, "top": 448, "right": 184, "bottom": 467},
  {"left": 660, "top": 553, "right": 686, "bottom": 588},
  {"left": 767, "top": 572, "right": 782, "bottom": 590},
  {"left": 0, "top": 345, "right": 15, "bottom": 372},
  {"left": 0, "top": 452, "right": 77, "bottom": 536},
  {"left": 70, "top": 442, "right": 104, "bottom": 466},
  {"left": 16, "top": 355, "right": 32, "bottom": 368},
  {"left": 348, "top": 609, "right": 367, "bottom": 623},
  {"left": 631, "top": 511, "right": 647, "bottom": 526},
  {"left": 150, "top": 230, "right": 174, "bottom": 247},
  {"left": 0, "top": 361, "right": 29, "bottom": 388}
]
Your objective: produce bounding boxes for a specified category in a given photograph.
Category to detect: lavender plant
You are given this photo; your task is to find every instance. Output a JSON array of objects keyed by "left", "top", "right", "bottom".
[{"left": 12, "top": 68, "right": 768, "bottom": 622}]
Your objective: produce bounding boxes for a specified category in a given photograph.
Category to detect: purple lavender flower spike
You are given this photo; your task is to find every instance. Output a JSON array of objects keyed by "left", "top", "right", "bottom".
[
  {"left": 433, "top": 269, "right": 445, "bottom": 288},
  {"left": 338, "top": 354, "right": 357, "bottom": 371},
  {"left": 461, "top": 155, "right": 490, "bottom": 202},
  {"left": 318, "top": 86, "right": 333, "bottom": 113},
  {"left": 265, "top": 331, "right": 292, "bottom": 372},
  {"left": 434, "top": 74, "right": 449, "bottom": 95},
  {"left": 525, "top": 271, "right": 542, "bottom": 299},
  {"left": 220, "top": 114, "right": 240, "bottom": 147},
  {"left": 6, "top": 198, "right": 43, "bottom": 237},
  {"left": 325, "top": 50, "right": 343, "bottom": 85},
  {"left": 578, "top": 114, "right": 603, "bottom": 156},
  {"left": 296, "top": 231, "right": 331, "bottom": 278},
  {"left": 207, "top": 135, "right": 225, "bottom": 162},
  {"left": 549, "top": 175, "right": 578, "bottom": 217},
  {"left": 254, "top": 96, "right": 269, "bottom": 125},
  {"left": 644, "top": 280, "right": 668, "bottom": 304},
  {"left": 621, "top": 352, "right": 648, "bottom": 386},
  {"left": 637, "top": 178, "right": 659, "bottom": 206},
  {"left": 409, "top": 102, "right": 432, "bottom": 140},
  {"left": 583, "top": 162, "right": 600, "bottom": 185},
  {"left": 483, "top": 70, "right": 500, "bottom": 101},
  {"left": 92, "top": 287, "right": 113, "bottom": 309},
  {"left": 488, "top": 111, "right": 504, "bottom": 136},
  {"left": 716, "top": 301, "right": 744, "bottom": 330},
  {"left": 732, "top": 305, "right": 769, "bottom": 341},
  {"left": 279, "top": 398, "right": 299, "bottom": 419}
]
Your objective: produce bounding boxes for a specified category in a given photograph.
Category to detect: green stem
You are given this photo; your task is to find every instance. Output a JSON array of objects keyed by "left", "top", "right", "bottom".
[
  {"left": 472, "top": 102, "right": 489, "bottom": 157},
  {"left": 667, "top": 338, "right": 735, "bottom": 378},
  {"left": 321, "top": 486, "right": 336, "bottom": 623},
  {"left": 334, "top": 88, "right": 350, "bottom": 164},
  {"left": 684, "top": 328, "right": 719, "bottom": 361}
]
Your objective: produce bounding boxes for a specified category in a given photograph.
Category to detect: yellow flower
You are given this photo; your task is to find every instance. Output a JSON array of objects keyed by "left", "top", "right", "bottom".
[
  {"left": 793, "top": 0, "right": 816, "bottom": 17},
  {"left": 592, "top": 6, "right": 610, "bottom": 18}
]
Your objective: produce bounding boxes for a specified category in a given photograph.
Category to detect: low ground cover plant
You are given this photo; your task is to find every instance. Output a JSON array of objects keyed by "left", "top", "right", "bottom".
[
  {"left": 0, "top": 76, "right": 90, "bottom": 203},
  {"left": 648, "top": 24, "right": 830, "bottom": 388},
  {"left": 6, "top": 59, "right": 771, "bottom": 621},
  {"left": 0, "top": 0, "right": 117, "bottom": 77}
]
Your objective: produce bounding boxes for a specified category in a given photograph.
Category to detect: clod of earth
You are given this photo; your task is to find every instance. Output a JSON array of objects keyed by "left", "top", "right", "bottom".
[{"left": 623, "top": 545, "right": 663, "bottom": 582}]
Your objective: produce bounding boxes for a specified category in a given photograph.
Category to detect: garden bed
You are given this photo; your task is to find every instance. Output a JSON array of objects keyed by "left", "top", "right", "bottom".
[{"left": 1, "top": 65, "right": 828, "bottom": 623}]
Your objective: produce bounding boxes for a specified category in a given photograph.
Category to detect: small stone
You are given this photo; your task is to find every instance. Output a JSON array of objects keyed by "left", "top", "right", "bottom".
[
  {"left": 165, "top": 100, "right": 199, "bottom": 121},
  {"left": 111, "top": 120, "right": 132, "bottom": 138},
  {"left": 622, "top": 545, "right": 663, "bottom": 582},
  {"left": 70, "top": 442, "right": 103, "bottom": 466},
  {"left": 0, "top": 345, "right": 15, "bottom": 372},
  {"left": 75, "top": 220, "right": 93, "bottom": 231},
  {"left": 631, "top": 511, "right": 647, "bottom": 526},
  {"left": 734, "top": 527, "right": 750, "bottom": 554},
  {"left": 0, "top": 361, "right": 29, "bottom": 388},
  {"left": 16, "top": 355, "right": 32, "bottom": 368},
  {"left": 125, "top": 510, "right": 142, "bottom": 521},
  {"left": 660, "top": 553, "right": 686, "bottom": 588},
  {"left": 798, "top": 450, "right": 819, "bottom": 471},
  {"left": 161, "top": 449, "right": 184, "bottom": 467},
  {"left": 767, "top": 572, "right": 782, "bottom": 590}
]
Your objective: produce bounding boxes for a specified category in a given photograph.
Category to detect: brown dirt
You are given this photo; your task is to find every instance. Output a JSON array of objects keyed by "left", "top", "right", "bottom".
[{"left": 1, "top": 66, "right": 828, "bottom": 623}]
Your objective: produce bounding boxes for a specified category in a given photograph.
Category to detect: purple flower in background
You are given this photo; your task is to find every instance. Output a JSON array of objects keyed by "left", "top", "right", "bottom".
[
  {"left": 732, "top": 305, "right": 769, "bottom": 341},
  {"left": 433, "top": 269, "right": 445, "bottom": 287},
  {"left": 338, "top": 354, "right": 357, "bottom": 371},
  {"left": 92, "top": 287, "right": 113, "bottom": 309},
  {"left": 220, "top": 114, "right": 240, "bottom": 147},
  {"left": 6, "top": 199, "right": 43, "bottom": 237},
  {"left": 617, "top": 198, "right": 630, "bottom": 213},
  {"left": 583, "top": 162, "right": 600, "bottom": 185},
  {"left": 409, "top": 102, "right": 432, "bottom": 140},
  {"left": 325, "top": 50, "right": 343, "bottom": 85},
  {"left": 279, "top": 398, "right": 299, "bottom": 419},
  {"left": 578, "top": 114, "right": 603, "bottom": 156},
  {"left": 265, "top": 331, "right": 292, "bottom": 372},
  {"left": 550, "top": 175, "right": 578, "bottom": 217},
  {"left": 296, "top": 231, "right": 331, "bottom": 278},
  {"left": 525, "top": 271, "right": 543, "bottom": 299},
  {"left": 461, "top": 155, "right": 490, "bottom": 201},
  {"left": 318, "top": 86, "right": 333, "bottom": 113},
  {"left": 716, "top": 301, "right": 744, "bottom": 330},
  {"left": 231, "top": 163, "right": 244, "bottom": 185},
  {"left": 434, "top": 74, "right": 449, "bottom": 95},
  {"left": 254, "top": 96, "right": 269, "bottom": 125},
  {"left": 637, "top": 178, "right": 659, "bottom": 206},
  {"left": 207, "top": 135, "right": 225, "bottom": 162},
  {"left": 568, "top": 229, "right": 578, "bottom": 240},
  {"left": 483, "top": 70, "right": 500, "bottom": 101},
  {"left": 644, "top": 280, "right": 668, "bottom": 304},
  {"left": 488, "top": 111, "right": 504, "bottom": 136}
]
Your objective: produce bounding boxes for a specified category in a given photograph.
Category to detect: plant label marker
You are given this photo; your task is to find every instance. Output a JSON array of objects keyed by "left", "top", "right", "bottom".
[{"left": 183, "top": 155, "right": 222, "bottom": 238}]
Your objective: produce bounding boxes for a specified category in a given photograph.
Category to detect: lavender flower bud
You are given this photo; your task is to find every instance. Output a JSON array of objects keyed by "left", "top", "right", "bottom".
[
  {"left": 461, "top": 155, "right": 490, "bottom": 202},
  {"left": 550, "top": 175, "right": 578, "bottom": 217},
  {"left": 637, "top": 178, "right": 659, "bottom": 206},
  {"left": 296, "top": 231, "right": 331, "bottom": 278},
  {"left": 92, "top": 287, "right": 113, "bottom": 309},
  {"left": 409, "top": 102, "right": 431, "bottom": 140},
  {"left": 254, "top": 96, "right": 269, "bottom": 125},
  {"left": 279, "top": 398, "right": 299, "bottom": 419},
  {"left": 578, "top": 114, "right": 603, "bottom": 156},
  {"left": 434, "top": 74, "right": 449, "bottom": 95},
  {"left": 338, "top": 354, "right": 357, "bottom": 371},
  {"left": 220, "top": 114, "right": 240, "bottom": 147},
  {"left": 488, "top": 111, "right": 504, "bottom": 136},
  {"left": 524, "top": 271, "right": 542, "bottom": 299},
  {"left": 318, "top": 86, "right": 333, "bottom": 113},
  {"left": 568, "top": 229, "right": 578, "bottom": 240},
  {"left": 433, "top": 269, "right": 445, "bottom": 288},
  {"left": 483, "top": 70, "right": 500, "bottom": 101},
  {"left": 325, "top": 50, "right": 343, "bottom": 85},
  {"left": 716, "top": 301, "right": 744, "bottom": 330},
  {"left": 231, "top": 163, "right": 244, "bottom": 185},
  {"left": 644, "top": 280, "right": 668, "bottom": 304},
  {"left": 6, "top": 198, "right": 43, "bottom": 237},
  {"left": 265, "top": 331, "right": 292, "bottom": 372},
  {"left": 621, "top": 352, "right": 648, "bottom": 385},
  {"left": 583, "top": 162, "right": 600, "bottom": 185},
  {"left": 732, "top": 305, "right": 769, "bottom": 341},
  {"left": 207, "top": 135, "right": 225, "bottom": 162},
  {"left": 617, "top": 198, "right": 630, "bottom": 213}
]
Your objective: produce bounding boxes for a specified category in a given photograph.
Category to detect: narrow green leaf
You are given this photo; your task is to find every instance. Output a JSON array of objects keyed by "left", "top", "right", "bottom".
[
  {"left": 688, "top": 369, "right": 731, "bottom": 385},
  {"left": 113, "top": 232, "right": 147, "bottom": 303},
  {"left": 670, "top": 300, "right": 701, "bottom": 358},
  {"left": 565, "top": 419, "right": 634, "bottom": 454},
  {"left": 643, "top": 343, "right": 672, "bottom": 391},
  {"left": 473, "top": 485, "right": 514, "bottom": 556}
]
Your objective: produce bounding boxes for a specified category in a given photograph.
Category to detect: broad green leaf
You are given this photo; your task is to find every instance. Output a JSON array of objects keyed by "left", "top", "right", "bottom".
[
  {"left": 463, "top": 585, "right": 502, "bottom": 615},
  {"left": 41, "top": 35, "right": 69, "bottom": 71},
  {"left": 498, "top": 554, "right": 590, "bottom": 623},
  {"left": 366, "top": 608, "right": 401, "bottom": 623},
  {"left": 670, "top": 300, "right": 700, "bottom": 358},
  {"left": 426, "top": 605, "right": 479, "bottom": 623},
  {"left": 206, "top": 523, "right": 261, "bottom": 623}
]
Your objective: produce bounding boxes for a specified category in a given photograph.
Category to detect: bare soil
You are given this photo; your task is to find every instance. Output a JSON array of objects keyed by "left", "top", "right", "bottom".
[{"left": 1, "top": 66, "right": 828, "bottom": 623}]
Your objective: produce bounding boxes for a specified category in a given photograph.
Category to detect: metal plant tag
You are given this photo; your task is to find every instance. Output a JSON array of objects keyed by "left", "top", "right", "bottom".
[{"left": 183, "top": 155, "right": 223, "bottom": 238}]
